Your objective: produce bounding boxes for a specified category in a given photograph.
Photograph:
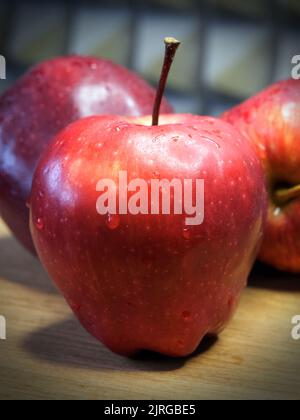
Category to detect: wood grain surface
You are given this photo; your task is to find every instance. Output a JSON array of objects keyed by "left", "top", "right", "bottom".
[{"left": 0, "top": 219, "right": 299, "bottom": 400}]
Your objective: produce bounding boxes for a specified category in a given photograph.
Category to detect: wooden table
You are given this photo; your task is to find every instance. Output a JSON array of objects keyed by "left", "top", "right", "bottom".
[{"left": 0, "top": 219, "right": 299, "bottom": 400}]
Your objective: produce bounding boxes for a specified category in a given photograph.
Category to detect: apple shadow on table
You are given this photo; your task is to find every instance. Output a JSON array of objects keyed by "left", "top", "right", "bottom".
[
  {"left": 249, "top": 261, "right": 300, "bottom": 292},
  {"left": 23, "top": 317, "right": 218, "bottom": 372},
  {"left": 0, "top": 237, "right": 57, "bottom": 294}
]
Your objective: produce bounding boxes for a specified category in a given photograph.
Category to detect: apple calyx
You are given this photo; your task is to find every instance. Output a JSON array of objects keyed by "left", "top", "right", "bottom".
[
  {"left": 273, "top": 183, "right": 300, "bottom": 206},
  {"left": 152, "top": 37, "right": 181, "bottom": 126}
]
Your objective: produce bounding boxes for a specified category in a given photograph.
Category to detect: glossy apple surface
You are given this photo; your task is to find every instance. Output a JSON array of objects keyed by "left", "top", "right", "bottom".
[
  {"left": 30, "top": 114, "right": 266, "bottom": 357},
  {"left": 223, "top": 79, "right": 300, "bottom": 272},
  {"left": 0, "top": 56, "right": 172, "bottom": 253}
]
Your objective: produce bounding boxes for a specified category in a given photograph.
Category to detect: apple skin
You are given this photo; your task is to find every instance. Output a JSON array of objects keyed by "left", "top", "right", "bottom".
[
  {"left": 30, "top": 114, "right": 266, "bottom": 357},
  {"left": 0, "top": 56, "right": 172, "bottom": 253},
  {"left": 222, "top": 79, "right": 300, "bottom": 272}
]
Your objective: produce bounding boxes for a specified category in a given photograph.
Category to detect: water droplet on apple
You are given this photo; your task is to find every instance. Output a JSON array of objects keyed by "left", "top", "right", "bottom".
[
  {"left": 35, "top": 217, "right": 44, "bottom": 230},
  {"left": 106, "top": 214, "right": 120, "bottom": 230},
  {"left": 182, "top": 310, "right": 191, "bottom": 320},
  {"left": 212, "top": 129, "right": 221, "bottom": 136},
  {"left": 182, "top": 227, "right": 191, "bottom": 240},
  {"left": 273, "top": 207, "right": 281, "bottom": 217},
  {"left": 201, "top": 136, "right": 220, "bottom": 149},
  {"left": 115, "top": 126, "right": 121, "bottom": 132},
  {"left": 152, "top": 171, "right": 160, "bottom": 179}
]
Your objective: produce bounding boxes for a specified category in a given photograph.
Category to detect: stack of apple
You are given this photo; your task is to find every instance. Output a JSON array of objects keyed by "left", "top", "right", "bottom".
[{"left": 0, "top": 38, "right": 298, "bottom": 357}]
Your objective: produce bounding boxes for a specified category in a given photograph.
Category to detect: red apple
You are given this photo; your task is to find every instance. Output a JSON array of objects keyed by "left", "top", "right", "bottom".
[
  {"left": 29, "top": 39, "right": 266, "bottom": 357},
  {"left": 0, "top": 56, "right": 172, "bottom": 253},
  {"left": 223, "top": 79, "right": 300, "bottom": 273}
]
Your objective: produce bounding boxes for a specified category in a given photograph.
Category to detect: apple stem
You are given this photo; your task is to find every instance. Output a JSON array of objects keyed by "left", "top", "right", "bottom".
[
  {"left": 152, "top": 37, "right": 181, "bottom": 126},
  {"left": 274, "top": 184, "right": 300, "bottom": 205}
]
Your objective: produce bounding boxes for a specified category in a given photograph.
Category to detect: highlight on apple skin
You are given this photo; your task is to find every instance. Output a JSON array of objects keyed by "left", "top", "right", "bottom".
[
  {"left": 29, "top": 114, "right": 267, "bottom": 357},
  {"left": 0, "top": 55, "right": 173, "bottom": 254},
  {"left": 223, "top": 79, "right": 300, "bottom": 273}
]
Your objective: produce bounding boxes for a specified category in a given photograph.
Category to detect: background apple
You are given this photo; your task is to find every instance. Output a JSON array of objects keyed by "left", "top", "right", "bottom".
[
  {"left": 223, "top": 79, "right": 300, "bottom": 273},
  {"left": 0, "top": 55, "right": 172, "bottom": 253}
]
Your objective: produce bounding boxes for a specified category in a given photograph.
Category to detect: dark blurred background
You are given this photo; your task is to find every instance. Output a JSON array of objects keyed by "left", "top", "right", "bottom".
[{"left": 0, "top": 0, "right": 299, "bottom": 115}]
